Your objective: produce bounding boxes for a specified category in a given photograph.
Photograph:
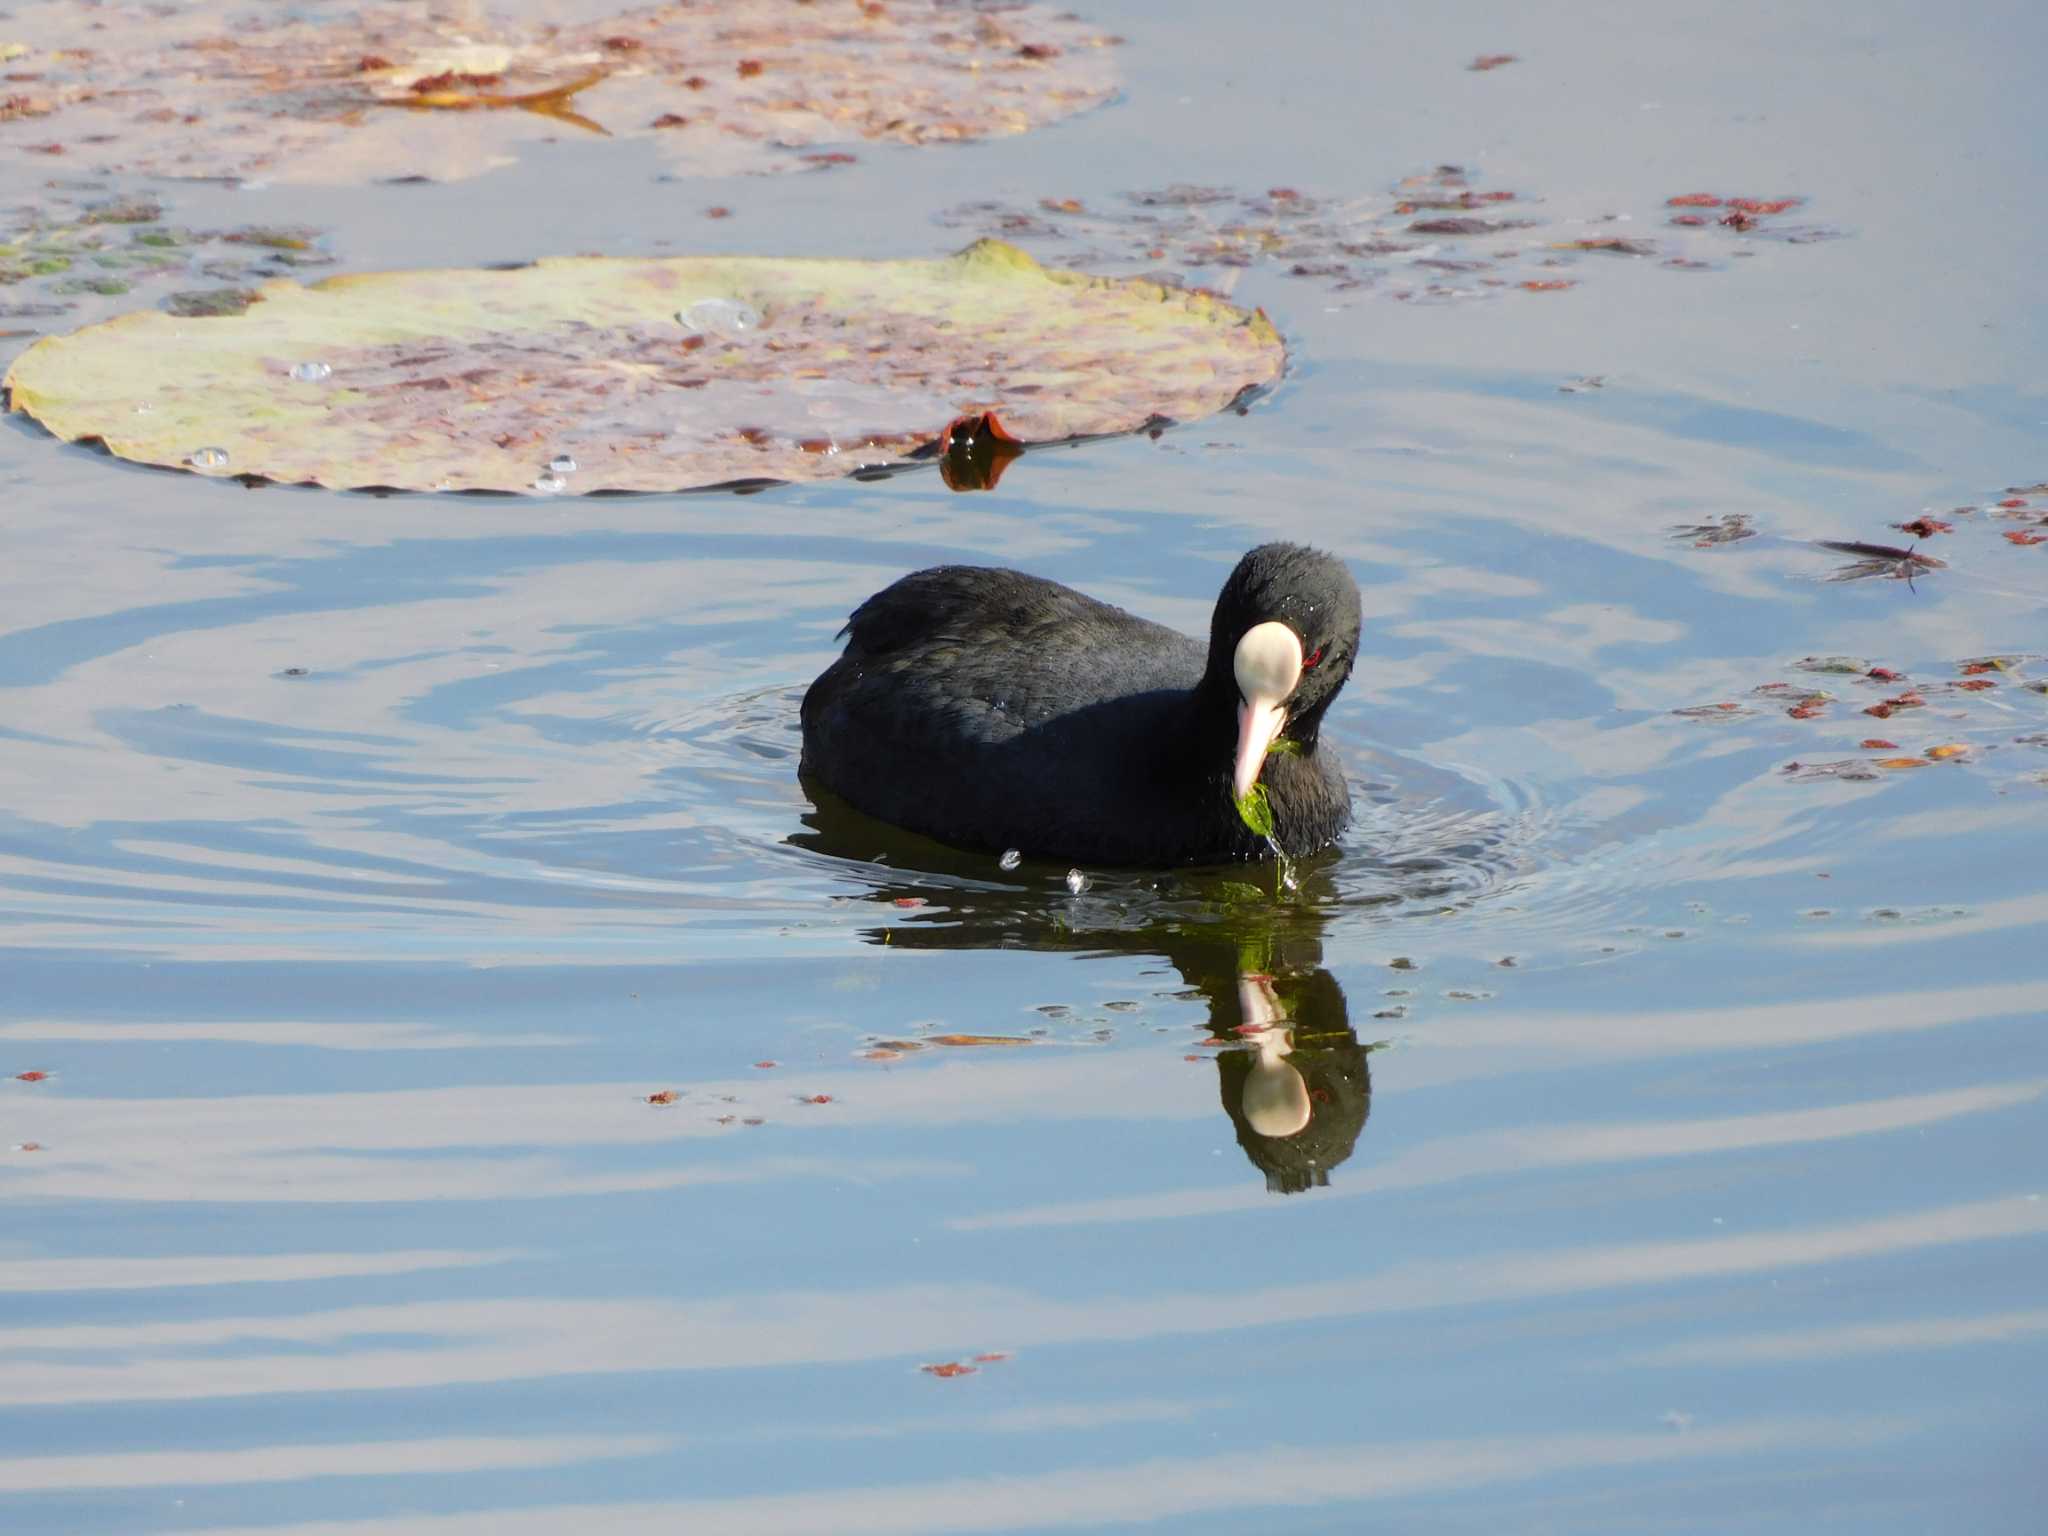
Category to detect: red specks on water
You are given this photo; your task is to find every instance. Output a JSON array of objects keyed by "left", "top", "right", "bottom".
[
  {"left": 892, "top": 896, "right": 926, "bottom": 908},
  {"left": 704, "top": 205, "right": 732, "bottom": 218},
  {"left": 1667, "top": 193, "right": 1722, "bottom": 207},
  {"left": 801, "top": 151, "right": 857, "bottom": 166},
  {"left": 1670, "top": 214, "right": 1708, "bottom": 226},
  {"left": 736, "top": 58, "right": 764, "bottom": 78},
  {"left": 921, "top": 1362, "right": 977, "bottom": 1378},
  {"left": 14, "top": 1070, "right": 49, "bottom": 1083},
  {"left": 646, "top": 1089, "right": 680, "bottom": 1105},
  {"left": 1895, "top": 517, "right": 1952, "bottom": 538},
  {"left": 601, "top": 35, "right": 645, "bottom": 52},
  {"left": 1998, "top": 497, "right": 2029, "bottom": 509},
  {"left": 1728, "top": 197, "right": 1802, "bottom": 215},
  {"left": 973, "top": 1352, "right": 1011, "bottom": 1363},
  {"left": 1868, "top": 667, "right": 1905, "bottom": 682},
  {"left": 650, "top": 113, "right": 689, "bottom": 128},
  {"left": 1861, "top": 739, "right": 1899, "bottom": 750},
  {"left": 2004, "top": 531, "right": 2046, "bottom": 546},
  {"left": 1956, "top": 679, "right": 1997, "bottom": 692},
  {"left": 799, "top": 1094, "right": 833, "bottom": 1105},
  {"left": 1468, "top": 53, "right": 1518, "bottom": 71},
  {"left": 1519, "top": 279, "right": 1574, "bottom": 291},
  {"left": 1017, "top": 43, "right": 1061, "bottom": 60},
  {"left": 356, "top": 54, "right": 392, "bottom": 71},
  {"left": 753, "top": 1060, "right": 779, "bottom": 1069}
]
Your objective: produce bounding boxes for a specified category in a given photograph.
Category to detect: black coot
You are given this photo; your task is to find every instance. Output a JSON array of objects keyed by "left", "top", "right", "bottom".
[{"left": 800, "top": 543, "right": 1362, "bottom": 866}]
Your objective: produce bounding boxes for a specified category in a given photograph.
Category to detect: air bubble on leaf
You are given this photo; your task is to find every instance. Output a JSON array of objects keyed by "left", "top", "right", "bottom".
[
  {"left": 531, "top": 473, "right": 567, "bottom": 494},
  {"left": 676, "top": 298, "right": 761, "bottom": 337},
  {"left": 547, "top": 453, "right": 578, "bottom": 475},
  {"left": 288, "top": 360, "right": 331, "bottom": 382},
  {"left": 188, "top": 446, "right": 229, "bottom": 470},
  {"left": 1065, "top": 868, "right": 1090, "bottom": 895},
  {"left": 999, "top": 849, "right": 1022, "bottom": 872}
]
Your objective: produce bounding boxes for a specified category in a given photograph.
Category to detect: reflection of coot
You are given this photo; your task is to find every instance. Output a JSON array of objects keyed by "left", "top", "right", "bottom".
[
  {"left": 800, "top": 544, "right": 1362, "bottom": 863},
  {"left": 1212, "top": 969, "right": 1371, "bottom": 1194},
  {"left": 786, "top": 799, "right": 1377, "bottom": 1192}
]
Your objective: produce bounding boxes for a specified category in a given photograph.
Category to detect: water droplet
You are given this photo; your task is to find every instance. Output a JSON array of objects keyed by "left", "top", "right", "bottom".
[
  {"left": 547, "top": 453, "right": 578, "bottom": 475},
  {"left": 531, "top": 473, "right": 566, "bottom": 495},
  {"left": 998, "top": 849, "right": 1021, "bottom": 872},
  {"left": 1065, "top": 868, "right": 1089, "bottom": 895},
  {"left": 675, "top": 297, "right": 761, "bottom": 337},
  {"left": 187, "top": 446, "right": 229, "bottom": 470},
  {"left": 288, "top": 360, "right": 331, "bottom": 383}
]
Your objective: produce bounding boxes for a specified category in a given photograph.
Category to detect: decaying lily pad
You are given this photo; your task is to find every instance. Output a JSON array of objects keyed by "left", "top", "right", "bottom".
[
  {"left": 939, "top": 165, "right": 1845, "bottom": 303},
  {"left": 0, "top": 193, "right": 338, "bottom": 360},
  {"left": 0, "top": 0, "right": 1118, "bottom": 185},
  {"left": 3, "top": 239, "right": 1285, "bottom": 493}
]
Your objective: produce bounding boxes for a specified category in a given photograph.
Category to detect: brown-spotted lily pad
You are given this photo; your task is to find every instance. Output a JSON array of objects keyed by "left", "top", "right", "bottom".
[
  {"left": 0, "top": 0, "right": 1119, "bottom": 185},
  {"left": 3, "top": 239, "right": 1285, "bottom": 493},
  {"left": 938, "top": 165, "right": 1845, "bottom": 304}
]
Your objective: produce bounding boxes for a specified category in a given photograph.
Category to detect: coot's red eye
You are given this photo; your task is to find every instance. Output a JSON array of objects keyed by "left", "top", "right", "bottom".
[{"left": 1302, "top": 645, "right": 1324, "bottom": 670}]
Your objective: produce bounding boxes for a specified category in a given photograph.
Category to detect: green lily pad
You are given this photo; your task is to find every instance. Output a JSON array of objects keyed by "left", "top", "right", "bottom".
[
  {"left": 4, "top": 240, "right": 1285, "bottom": 494},
  {"left": 0, "top": 0, "right": 1119, "bottom": 186}
]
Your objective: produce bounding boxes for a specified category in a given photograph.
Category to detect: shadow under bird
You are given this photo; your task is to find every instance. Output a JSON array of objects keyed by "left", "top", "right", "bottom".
[{"left": 800, "top": 543, "right": 1362, "bottom": 865}]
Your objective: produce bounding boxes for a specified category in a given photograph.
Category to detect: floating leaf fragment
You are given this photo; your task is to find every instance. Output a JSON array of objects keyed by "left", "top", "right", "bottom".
[
  {"left": 1673, "top": 513, "right": 1756, "bottom": 547},
  {"left": 2003, "top": 531, "right": 2046, "bottom": 546},
  {"left": 1925, "top": 744, "right": 1970, "bottom": 760},
  {"left": 1860, "top": 739, "right": 1898, "bottom": 750},
  {"left": 1817, "top": 540, "right": 1945, "bottom": 581},
  {"left": 4, "top": 241, "right": 1285, "bottom": 494},
  {"left": 13, "top": 1070, "right": 49, "bottom": 1082},
  {"left": 1876, "top": 757, "right": 1931, "bottom": 770},
  {"left": 1468, "top": 54, "right": 1518, "bottom": 71},
  {"left": 1549, "top": 237, "right": 1657, "bottom": 256},
  {"left": 1894, "top": 516, "right": 1952, "bottom": 537},
  {"left": 1784, "top": 759, "right": 1881, "bottom": 782},
  {"left": 1235, "top": 782, "right": 1275, "bottom": 838},
  {"left": 921, "top": 1362, "right": 978, "bottom": 1379},
  {"left": 645, "top": 1089, "right": 679, "bottom": 1105}
]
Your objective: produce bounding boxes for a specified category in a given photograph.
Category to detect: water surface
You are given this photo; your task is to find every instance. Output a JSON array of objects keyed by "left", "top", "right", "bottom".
[{"left": 3, "top": 2, "right": 2046, "bottom": 1532}]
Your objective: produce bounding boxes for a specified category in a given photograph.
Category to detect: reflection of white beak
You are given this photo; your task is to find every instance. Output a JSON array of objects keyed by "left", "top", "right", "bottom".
[
  {"left": 1243, "top": 1026, "right": 1311, "bottom": 1138},
  {"left": 1231, "top": 621, "right": 1303, "bottom": 801}
]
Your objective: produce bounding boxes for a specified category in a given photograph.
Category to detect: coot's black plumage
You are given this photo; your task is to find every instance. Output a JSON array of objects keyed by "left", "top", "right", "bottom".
[{"left": 800, "top": 543, "right": 1362, "bottom": 866}]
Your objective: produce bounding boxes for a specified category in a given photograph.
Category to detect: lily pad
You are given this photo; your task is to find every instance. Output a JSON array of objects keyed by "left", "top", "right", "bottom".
[
  {"left": 0, "top": 0, "right": 1118, "bottom": 185},
  {"left": 3, "top": 240, "right": 1285, "bottom": 494},
  {"left": 939, "top": 164, "right": 1847, "bottom": 304}
]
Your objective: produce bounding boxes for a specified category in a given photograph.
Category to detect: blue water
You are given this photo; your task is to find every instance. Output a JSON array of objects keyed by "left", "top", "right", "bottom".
[{"left": 3, "top": 1, "right": 2046, "bottom": 1531}]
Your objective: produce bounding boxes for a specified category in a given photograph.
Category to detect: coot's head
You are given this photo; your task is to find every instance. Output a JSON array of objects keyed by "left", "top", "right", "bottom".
[{"left": 1206, "top": 543, "right": 1362, "bottom": 799}]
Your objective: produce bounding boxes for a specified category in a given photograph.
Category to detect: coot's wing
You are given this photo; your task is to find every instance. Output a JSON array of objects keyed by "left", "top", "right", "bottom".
[{"left": 833, "top": 566, "right": 1198, "bottom": 713}]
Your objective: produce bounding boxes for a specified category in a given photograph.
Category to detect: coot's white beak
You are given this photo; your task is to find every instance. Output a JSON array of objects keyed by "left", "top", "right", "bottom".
[{"left": 1232, "top": 620, "right": 1303, "bottom": 801}]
